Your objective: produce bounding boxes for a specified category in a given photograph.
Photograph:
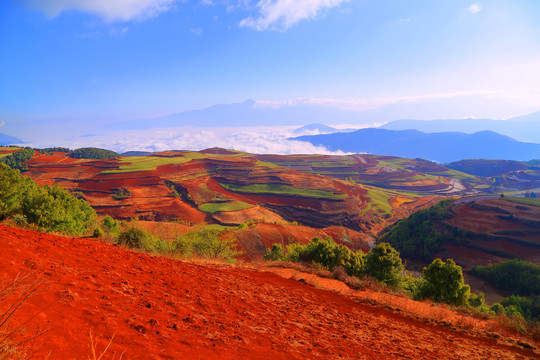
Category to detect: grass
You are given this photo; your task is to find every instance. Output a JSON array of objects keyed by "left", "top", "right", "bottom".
[
  {"left": 102, "top": 153, "right": 207, "bottom": 173},
  {"left": 429, "top": 169, "right": 478, "bottom": 180},
  {"left": 502, "top": 196, "right": 540, "bottom": 207},
  {"left": 253, "top": 160, "right": 281, "bottom": 169},
  {"left": 361, "top": 187, "right": 393, "bottom": 215},
  {"left": 220, "top": 183, "right": 347, "bottom": 200},
  {"left": 199, "top": 201, "right": 253, "bottom": 214}
]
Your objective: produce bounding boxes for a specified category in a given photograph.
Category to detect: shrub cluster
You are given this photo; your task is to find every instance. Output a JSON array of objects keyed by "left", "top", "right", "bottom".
[
  {"left": 0, "top": 163, "right": 96, "bottom": 235},
  {"left": 103, "top": 223, "right": 240, "bottom": 264},
  {"left": 265, "top": 238, "right": 404, "bottom": 288}
]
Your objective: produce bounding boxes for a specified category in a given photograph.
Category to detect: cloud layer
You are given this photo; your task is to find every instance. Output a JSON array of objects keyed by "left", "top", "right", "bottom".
[
  {"left": 239, "top": 0, "right": 348, "bottom": 31},
  {"left": 24, "top": 126, "right": 348, "bottom": 155},
  {"left": 21, "top": 0, "right": 177, "bottom": 21}
]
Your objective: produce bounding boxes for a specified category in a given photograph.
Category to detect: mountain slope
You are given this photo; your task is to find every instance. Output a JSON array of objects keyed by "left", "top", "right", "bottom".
[
  {"left": 108, "top": 100, "right": 371, "bottom": 130},
  {"left": 0, "top": 133, "right": 22, "bottom": 145},
  {"left": 1, "top": 224, "right": 537, "bottom": 359},
  {"left": 294, "top": 129, "right": 540, "bottom": 163},
  {"left": 380, "top": 116, "right": 540, "bottom": 143}
]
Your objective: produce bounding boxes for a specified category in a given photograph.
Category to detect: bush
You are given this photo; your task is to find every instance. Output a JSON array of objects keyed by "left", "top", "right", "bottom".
[
  {"left": 365, "top": 242, "right": 404, "bottom": 287},
  {"left": 101, "top": 215, "right": 119, "bottom": 233},
  {"left": 93, "top": 228, "right": 103, "bottom": 238},
  {"left": 301, "top": 237, "right": 365, "bottom": 278},
  {"left": 416, "top": 258, "right": 470, "bottom": 306},
  {"left": 264, "top": 237, "right": 365, "bottom": 279},
  {"left": 22, "top": 185, "right": 96, "bottom": 235},
  {"left": 265, "top": 243, "right": 284, "bottom": 261},
  {"left": 0, "top": 163, "right": 96, "bottom": 236},
  {"left": 117, "top": 227, "right": 148, "bottom": 248},
  {"left": 173, "top": 229, "right": 241, "bottom": 263}
]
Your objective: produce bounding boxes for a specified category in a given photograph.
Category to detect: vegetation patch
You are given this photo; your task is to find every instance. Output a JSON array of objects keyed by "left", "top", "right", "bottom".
[
  {"left": 199, "top": 201, "right": 253, "bottom": 214},
  {"left": 1, "top": 147, "right": 35, "bottom": 171},
  {"left": 378, "top": 200, "right": 472, "bottom": 261},
  {"left": 502, "top": 196, "right": 540, "bottom": 207},
  {"left": 361, "top": 187, "right": 393, "bottom": 216},
  {"left": 102, "top": 154, "right": 201, "bottom": 173},
  {"left": 70, "top": 147, "right": 119, "bottom": 160},
  {"left": 220, "top": 183, "right": 347, "bottom": 200},
  {"left": 0, "top": 163, "right": 96, "bottom": 235}
]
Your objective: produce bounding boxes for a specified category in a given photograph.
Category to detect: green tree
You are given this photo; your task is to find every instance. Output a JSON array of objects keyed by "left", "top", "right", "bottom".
[
  {"left": 2, "top": 147, "right": 35, "bottom": 170},
  {"left": 301, "top": 237, "right": 364, "bottom": 278},
  {"left": 173, "top": 229, "right": 241, "bottom": 263},
  {"left": 365, "top": 242, "right": 404, "bottom": 287},
  {"left": 70, "top": 147, "right": 118, "bottom": 160},
  {"left": 101, "top": 215, "right": 119, "bottom": 233},
  {"left": 0, "top": 163, "right": 37, "bottom": 218},
  {"left": 0, "top": 163, "right": 96, "bottom": 235},
  {"left": 417, "top": 258, "right": 470, "bottom": 306},
  {"left": 265, "top": 243, "right": 284, "bottom": 261}
]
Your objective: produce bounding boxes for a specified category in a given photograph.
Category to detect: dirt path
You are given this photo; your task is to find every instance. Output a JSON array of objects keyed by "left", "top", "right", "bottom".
[{"left": 0, "top": 225, "right": 538, "bottom": 359}]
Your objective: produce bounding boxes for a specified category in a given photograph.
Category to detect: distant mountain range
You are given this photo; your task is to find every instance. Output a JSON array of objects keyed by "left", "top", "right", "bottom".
[
  {"left": 293, "top": 129, "right": 540, "bottom": 163},
  {"left": 0, "top": 133, "right": 22, "bottom": 146},
  {"left": 107, "top": 100, "right": 371, "bottom": 130},
  {"left": 381, "top": 111, "right": 540, "bottom": 143},
  {"left": 293, "top": 123, "right": 357, "bottom": 135},
  {"left": 105, "top": 99, "right": 540, "bottom": 144}
]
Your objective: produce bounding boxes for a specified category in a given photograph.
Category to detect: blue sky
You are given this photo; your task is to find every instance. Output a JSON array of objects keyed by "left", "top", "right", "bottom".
[{"left": 1, "top": 0, "right": 540, "bottom": 151}]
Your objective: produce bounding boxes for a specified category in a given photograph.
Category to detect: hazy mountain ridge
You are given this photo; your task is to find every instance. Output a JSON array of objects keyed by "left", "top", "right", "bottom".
[
  {"left": 107, "top": 100, "right": 372, "bottom": 130},
  {"left": 294, "top": 129, "right": 540, "bottom": 163},
  {"left": 381, "top": 111, "right": 540, "bottom": 143},
  {"left": 0, "top": 133, "right": 22, "bottom": 145}
]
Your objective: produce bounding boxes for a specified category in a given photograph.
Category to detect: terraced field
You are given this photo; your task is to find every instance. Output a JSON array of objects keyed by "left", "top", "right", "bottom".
[{"left": 19, "top": 149, "right": 443, "bottom": 255}]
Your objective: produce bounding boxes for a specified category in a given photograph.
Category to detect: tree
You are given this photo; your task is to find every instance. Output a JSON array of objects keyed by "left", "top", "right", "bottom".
[
  {"left": 365, "top": 242, "right": 404, "bottom": 287},
  {"left": 2, "top": 147, "right": 35, "bottom": 170},
  {"left": 301, "top": 237, "right": 364, "bottom": 278},
  {"left": 417, "top": 258, "right": 470, "bottom": 306}
]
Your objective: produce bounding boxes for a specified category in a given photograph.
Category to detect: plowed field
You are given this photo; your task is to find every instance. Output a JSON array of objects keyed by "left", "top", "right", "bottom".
[{"left": 1, "top": 225, "right": 537, "bottom": 359}]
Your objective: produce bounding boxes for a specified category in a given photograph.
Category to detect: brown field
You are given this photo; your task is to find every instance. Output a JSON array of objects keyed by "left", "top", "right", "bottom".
[{"left": 1, "top": 224, "right": 538, "bottom": 359}]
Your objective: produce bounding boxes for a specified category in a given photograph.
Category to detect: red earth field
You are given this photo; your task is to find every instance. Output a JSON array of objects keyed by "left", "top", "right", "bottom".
[
  {"left": 22, "top": 151, "right": 443, "bottom": 247},
  {"left": 1, "top": 225, "right": 538, "bottom": 359}
]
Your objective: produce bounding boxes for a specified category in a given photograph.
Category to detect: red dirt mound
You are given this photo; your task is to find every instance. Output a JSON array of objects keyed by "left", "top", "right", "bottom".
[{"left": 1, "top": 225, "right": 537, "bottom": 359}]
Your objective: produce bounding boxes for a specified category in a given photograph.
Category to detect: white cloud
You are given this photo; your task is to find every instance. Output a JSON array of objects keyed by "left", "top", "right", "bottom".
[
  {"left": 21, "top": 0, "right": 177, "bottom": 21},
  {"left": 27, "top": 126, "right": 348, "bottom": 155},
  {"left": 0, "top": 121, "right": 5, "bottom": 127},
  {"left": 239, "top": 0, "right": 348, "bottom": 31},
  {"left": 467, "top": 3, "right": 482, "bottom": 14}
]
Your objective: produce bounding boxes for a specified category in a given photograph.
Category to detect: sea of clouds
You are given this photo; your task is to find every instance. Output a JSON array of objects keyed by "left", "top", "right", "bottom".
[{"left": 26, "top": 125, "right": 351, "bottom": 155}]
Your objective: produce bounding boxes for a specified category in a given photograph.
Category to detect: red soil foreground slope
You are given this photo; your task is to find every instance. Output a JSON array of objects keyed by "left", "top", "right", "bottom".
[{"left": 1, "top": 225, "right": 538, "bottom": 359}]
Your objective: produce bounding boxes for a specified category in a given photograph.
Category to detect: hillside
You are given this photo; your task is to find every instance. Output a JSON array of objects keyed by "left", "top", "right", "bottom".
[
  {"left": 380, "top": 114, "right": 540, "bottom": 144},
  {"left": 379, "top": 197, "right": 540, "bottom": 303},
  {"left": 1, "top": 224, "right": 538, "bottom": 359},
  {"left": 0, "top": 133, "right": 22, "bottom": 146},
  {"left": 19, "top": 149, "right": 443, "bottom": 250},
  {"left": 294, "top": 129, "right": 540, "bottom": 163}
]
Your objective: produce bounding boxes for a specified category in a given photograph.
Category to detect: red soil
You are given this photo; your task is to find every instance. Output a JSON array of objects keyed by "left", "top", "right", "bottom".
[{"left": 1, "top": 225, "right": 537, "bottom": 359}]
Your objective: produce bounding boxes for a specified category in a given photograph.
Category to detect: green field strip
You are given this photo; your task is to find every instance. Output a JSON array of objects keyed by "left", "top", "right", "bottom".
[
  {"left": 220, "top": 183, "right": 347, "bottom": 200},
  {"left": 502, "top": 196, "right": 540, "bottom": 207},
  {"left": 199, "top": 201, "right": 254, "bottom": 213},
  {"left": 101, "top": 153, "right": 207, "bottom": 173}
]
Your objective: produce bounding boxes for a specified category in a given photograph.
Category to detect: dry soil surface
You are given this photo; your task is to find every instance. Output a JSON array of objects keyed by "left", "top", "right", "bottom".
[{"left": 0, "top": 225, "right": 538, "bottom": 359}]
